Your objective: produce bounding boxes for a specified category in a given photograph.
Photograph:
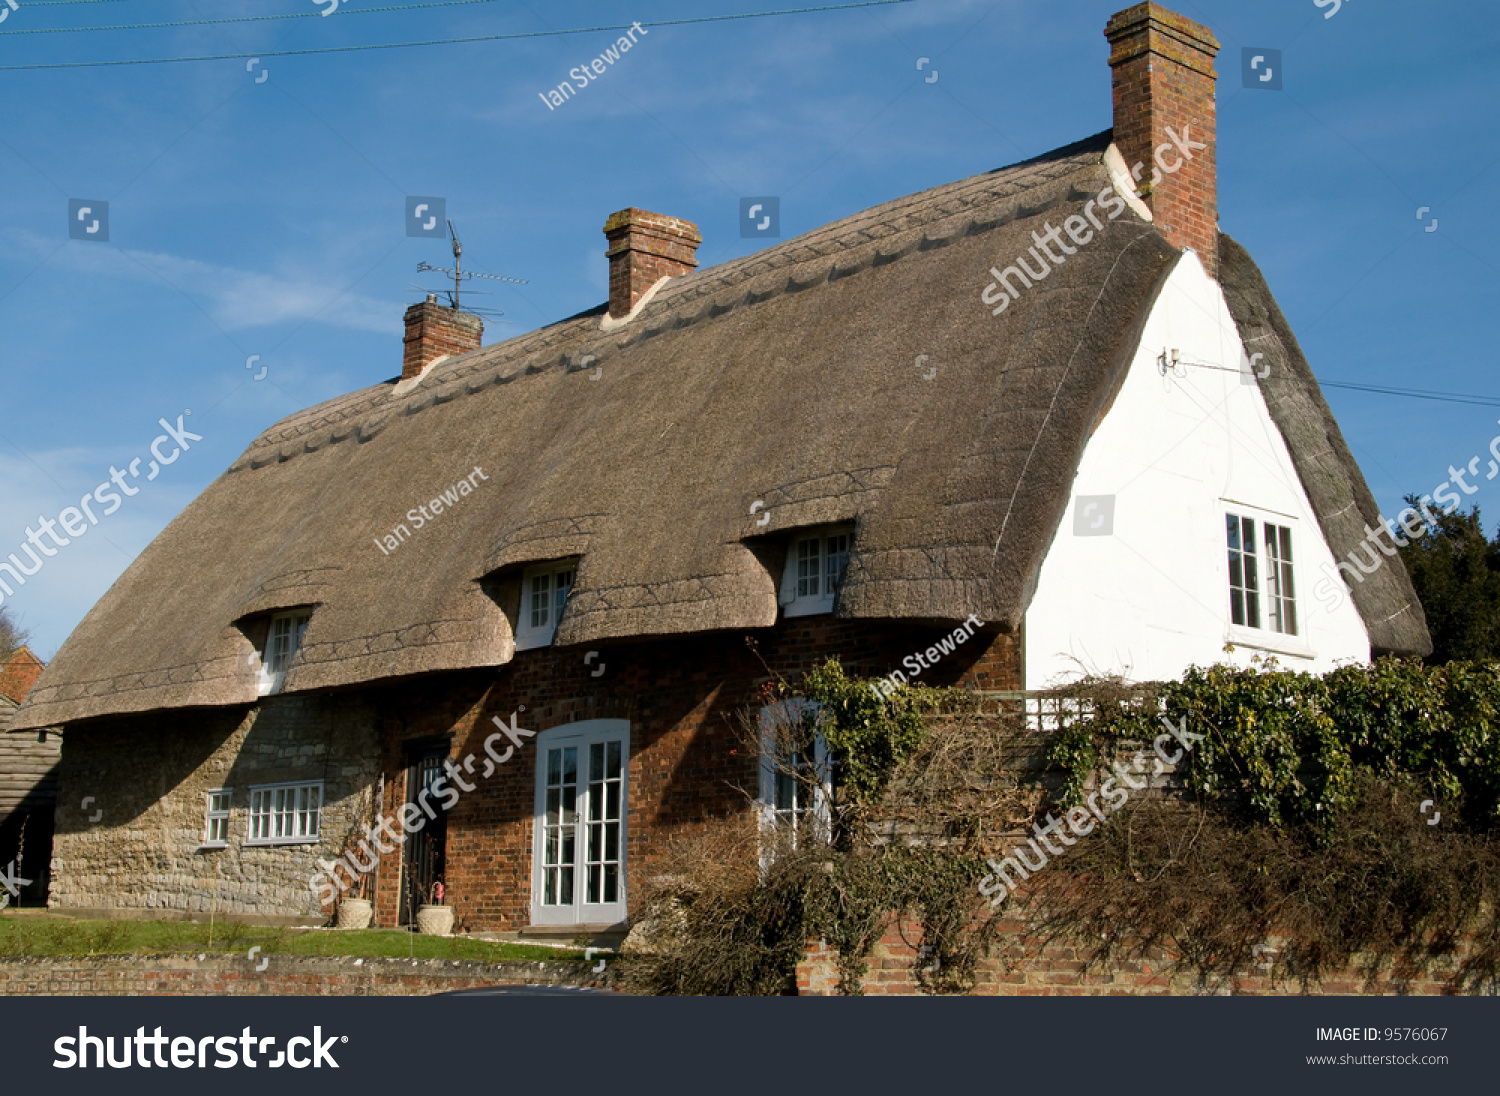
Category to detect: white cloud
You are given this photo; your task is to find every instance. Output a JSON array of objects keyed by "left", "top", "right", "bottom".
[{"left": 5, "top": 227, "right": 397, "bottom": 335}]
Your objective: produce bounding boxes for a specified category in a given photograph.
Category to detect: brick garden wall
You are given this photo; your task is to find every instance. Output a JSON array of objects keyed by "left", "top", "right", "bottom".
[
  {"left": 0, "top": 954, "right": 612, "bottom": 996},
  {"left": 796, "top": 916, "right": 1489, "bottom": 996}
]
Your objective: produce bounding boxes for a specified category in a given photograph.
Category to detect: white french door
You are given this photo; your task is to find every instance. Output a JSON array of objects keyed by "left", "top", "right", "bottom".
[{"left": 531, "top": 719, "right": 630, "bottom": 926}]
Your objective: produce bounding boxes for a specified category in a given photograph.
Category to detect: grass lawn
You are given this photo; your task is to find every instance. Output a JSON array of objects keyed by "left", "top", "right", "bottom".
[{"left": 0, "top": 914, "right": 585, "bottom": 963}]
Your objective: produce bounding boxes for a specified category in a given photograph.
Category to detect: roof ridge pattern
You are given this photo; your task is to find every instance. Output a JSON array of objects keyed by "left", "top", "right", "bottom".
[{"left": 232, "top": 135, "right": 1115, "bottom": 472}]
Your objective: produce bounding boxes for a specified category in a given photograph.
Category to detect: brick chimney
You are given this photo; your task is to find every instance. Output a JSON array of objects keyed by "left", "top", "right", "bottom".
[
  {"left": 402, "top": 295, "right": 482, "bottom": 380},
  {"left": 1104, "top": 3, "right": 1220, "bottom": 276},
  {"left": 603, "top": 208, "right": 702, "bottom": 319}
]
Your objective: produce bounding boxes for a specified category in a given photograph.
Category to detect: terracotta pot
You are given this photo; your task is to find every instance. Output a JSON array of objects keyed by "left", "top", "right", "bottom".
[
  {"left": 336, "top": 898, "right": 373, "bottom": 930},
  {"left": 416, "top": 904, "right": 455, "bottom": 936}
]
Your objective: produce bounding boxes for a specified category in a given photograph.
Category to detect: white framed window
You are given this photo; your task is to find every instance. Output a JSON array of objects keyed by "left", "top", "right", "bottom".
[
  {"left": 516, "top": 560, "right": 577, "bottom": 650},
  {"left": 779, "top": 526, "right": 853, "bottom": 617},
  {"left": 258, "top": 610, "right": 311, "bottom": 696},
  {"left": 757, "top": 699, "right": 831, "bottom": 865},
  {"left": 531, "top": 719, "right": 630, "bottom": 926},
  {"left": 201, "top": 788, "right": 232, "bottom": 848},
  {"left": 1225, "top": 507, "right": 1311, "bottom": 657},
  {"left": 246, "top": 781, "right": 322, "bottom": 845}
]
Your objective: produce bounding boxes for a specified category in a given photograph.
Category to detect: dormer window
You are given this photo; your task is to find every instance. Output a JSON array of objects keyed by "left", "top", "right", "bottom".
[
  {"left": 779, "top": 526, "right": 853, "bottom": 617},
  {"left": 516, "top": 560, "right": 576, "bottom": 650},
  {"left": 259, "top": 610, "right": 310, "bottom": 696}
]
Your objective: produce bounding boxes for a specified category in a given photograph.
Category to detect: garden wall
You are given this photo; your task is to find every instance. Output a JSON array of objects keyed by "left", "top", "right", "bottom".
[{"left": 795, "top": 916, "right": 1493, "bottom": 996}]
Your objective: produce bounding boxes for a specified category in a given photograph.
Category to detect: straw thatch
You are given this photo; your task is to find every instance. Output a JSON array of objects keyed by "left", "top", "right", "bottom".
[
  {"left": 1218, "top": 235, "right": 1431, "bottom": 657},
  {"left": 11, "top": 132, "right": 1428, "bottom": 730}
]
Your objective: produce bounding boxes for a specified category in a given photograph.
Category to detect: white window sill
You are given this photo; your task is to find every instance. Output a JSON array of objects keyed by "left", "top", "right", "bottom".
[
  {"left": 514, "top": 628, "right": 557, "bottom": 651},
  {"left": 243, "top": 836, "right": 321, "bottom": 848},
  {"left": 197, "top": 842, "right": 228, "bottom": 852},
  {"left": 1225, "top": 626, "right": 1316, "bottom": 661},
  {"left": 782, "top": 598, "right": 834, "bottom": 619}
]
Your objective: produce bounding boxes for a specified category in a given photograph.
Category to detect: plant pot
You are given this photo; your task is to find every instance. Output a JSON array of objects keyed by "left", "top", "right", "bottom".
[
  {"left": 416, "top": 904, "right": 454, "bottom": 936},
  {"left": 336, "top": 898, "right": 373, "bottom": 930}
]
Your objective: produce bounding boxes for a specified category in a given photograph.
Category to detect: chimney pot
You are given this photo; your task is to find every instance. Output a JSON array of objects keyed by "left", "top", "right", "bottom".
[
  {"left": 402, "top": 299, "right": 482, "bottom": 380},
  {"left": 1104, "top": 3, "right": 1220, "bottom": 276},
  {"left": 603, "top": 208, "right": 702, "bottom": 319}
]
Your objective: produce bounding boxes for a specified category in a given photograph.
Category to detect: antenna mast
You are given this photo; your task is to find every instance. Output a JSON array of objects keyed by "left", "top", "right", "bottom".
[
  {"left": 448, "top": 219, "right": 462, "bottom": 312},
  {"left": 414, "top": 219, "right": 528, "bottom": 317}
]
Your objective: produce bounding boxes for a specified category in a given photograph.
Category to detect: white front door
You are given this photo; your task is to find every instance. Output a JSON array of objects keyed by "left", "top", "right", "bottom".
[{"left": 531, "top": 719, "right": 630, "bottom": 926}]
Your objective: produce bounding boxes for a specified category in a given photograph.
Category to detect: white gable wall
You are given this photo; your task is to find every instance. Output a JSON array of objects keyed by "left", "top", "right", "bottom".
[{"left": 1023, "top": 251, "right": 1371, "bottom": 688}]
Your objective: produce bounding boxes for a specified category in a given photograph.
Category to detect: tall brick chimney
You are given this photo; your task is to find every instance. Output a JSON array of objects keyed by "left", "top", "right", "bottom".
[
  {"left": 402, "top": 295, "right": 482, "bottom": 380},
  {"left": 603, "top": 208, "right": 702, "bottom": 320},
  {"left": 1104, "top": 3, "right": 1219, "bottom": 276}
]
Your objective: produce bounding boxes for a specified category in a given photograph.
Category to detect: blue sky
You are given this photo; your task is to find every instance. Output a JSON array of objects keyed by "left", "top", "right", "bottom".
[{"left": 1, "top": 0, "right": 1496, "bottom": 658}]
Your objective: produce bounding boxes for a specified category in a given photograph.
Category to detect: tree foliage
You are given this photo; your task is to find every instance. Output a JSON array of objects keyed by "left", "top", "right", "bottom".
[{"left": 1398, "top": 501, "right": 1500, "bottom": 664}]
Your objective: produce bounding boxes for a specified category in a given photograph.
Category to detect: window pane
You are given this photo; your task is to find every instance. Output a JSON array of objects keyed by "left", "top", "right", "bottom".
[
  {"left": 1264, "top": 522, "right": 1298, "bottom": 635},
  {"left": 606, "top": 740, "right": 621, "bottom": 779},
  {"left": 1226, "top": 514, "right": 1261, "bottom": 630},
  {"left": 796, "top": 539, "right": 820, "bottom": 598},
  {"left": 530, "top": 574, "right": 550, "bottom": 629},
  {"left": 826, "top": 534, "right": 850, "bottom": 594}
]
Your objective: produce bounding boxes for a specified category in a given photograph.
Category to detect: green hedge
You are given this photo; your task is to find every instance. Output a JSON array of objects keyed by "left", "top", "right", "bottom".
[{"left": 1049, "top": 657, "right": 1500, "bottom": 832}]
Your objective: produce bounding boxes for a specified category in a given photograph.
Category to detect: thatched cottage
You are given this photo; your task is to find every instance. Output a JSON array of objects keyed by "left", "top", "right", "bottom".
[{"left": 9, "top": 3, "right": 1429, "bottom": 935}]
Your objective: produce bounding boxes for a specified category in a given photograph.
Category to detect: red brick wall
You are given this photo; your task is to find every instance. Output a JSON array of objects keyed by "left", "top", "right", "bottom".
[
  {"left": 1104, "top": 3, "right": 1219, "bottom": 276},
  {"left": 797, "top": 916, "right": 1477, "bottom": 996},
  {"left": 603, "top": 208, "right": 701, "bottom": 318},
  {"left": 0, "top": 647, "right": 44, "bottom": 704},
  {"left": 401, "top": 300, "right": 482, "bottom": 379},
  {"left": 363, "top": 618, "right": 1022, "bottom": 932}
]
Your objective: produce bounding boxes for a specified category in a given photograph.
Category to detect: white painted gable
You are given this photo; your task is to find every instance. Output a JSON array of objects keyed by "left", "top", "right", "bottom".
[{"left": 1024, "top": 250, "right": 1372, "bottom": 688}]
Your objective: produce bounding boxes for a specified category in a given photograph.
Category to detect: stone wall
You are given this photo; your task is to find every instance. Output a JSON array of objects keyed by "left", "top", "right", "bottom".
[
  {"left": 796, "top": 916, "right": 1492, "bottom": 996},
  {"left": 0, "top": 954, "right": 612, "bottom": 996},
  {"left": 49, "top": 695, "right": 379, "bottom": 919}
]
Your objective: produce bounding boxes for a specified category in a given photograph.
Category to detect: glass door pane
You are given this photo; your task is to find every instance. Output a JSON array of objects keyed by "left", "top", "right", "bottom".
[
  {"left": 585, "top": 739, "right": 624, "bottom": 906},
  {"left": 541, "top": 746, "right": 578, "bottom": 906}
]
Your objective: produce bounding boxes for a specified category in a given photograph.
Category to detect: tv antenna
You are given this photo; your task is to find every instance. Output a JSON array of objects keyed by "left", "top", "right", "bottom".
[{"left": 414, "top": 219, "right": 527, "bottom": 318}]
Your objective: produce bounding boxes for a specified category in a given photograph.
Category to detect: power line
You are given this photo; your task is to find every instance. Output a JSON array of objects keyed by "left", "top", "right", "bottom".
[
  {"left": 1318, "top": 380, "right": 1500, "bottom": 409},
  {"left": 0, "top": 1, "right": 913, "bottom": 69},
  {"left": 1172, "top": 356, "right": 1500, "bottom": 409},
  {"left": 0, "top": 0, "right": 507, "bottom": 35}
]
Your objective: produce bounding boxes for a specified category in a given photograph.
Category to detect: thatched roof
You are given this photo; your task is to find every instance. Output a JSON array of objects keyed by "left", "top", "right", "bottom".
[
  {"left": 1217, "top": 236, "right": 1431, "bottom": 657},
  {"left": 12, "top": 132, "right": 1427, "bottom": 730}
]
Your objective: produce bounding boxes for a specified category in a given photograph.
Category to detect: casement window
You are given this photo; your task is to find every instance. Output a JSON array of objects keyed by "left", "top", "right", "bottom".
[
  {"left": 757, "top": 700, "right": 831, "bottom": 864},
  {"left": 258, "top": 610, "right": 311, "bottom": 696},
  {"left": 779, "top": 526, "right": 854, "bottom": 617},
  {"left": 201, "top": 788, "right": 232, "bottom": 849},
  {"left": 1225, "top": 512, "right": 1298, "bottom": 636},
  {"left": 516, "top": 560, "right": 577, "bottom": 650},
  {"left": 245, "top": 781, "right": 322, "bottom": 845},
  {"left": 531, "top": 719, "right": 630, "bottom": 926}
]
